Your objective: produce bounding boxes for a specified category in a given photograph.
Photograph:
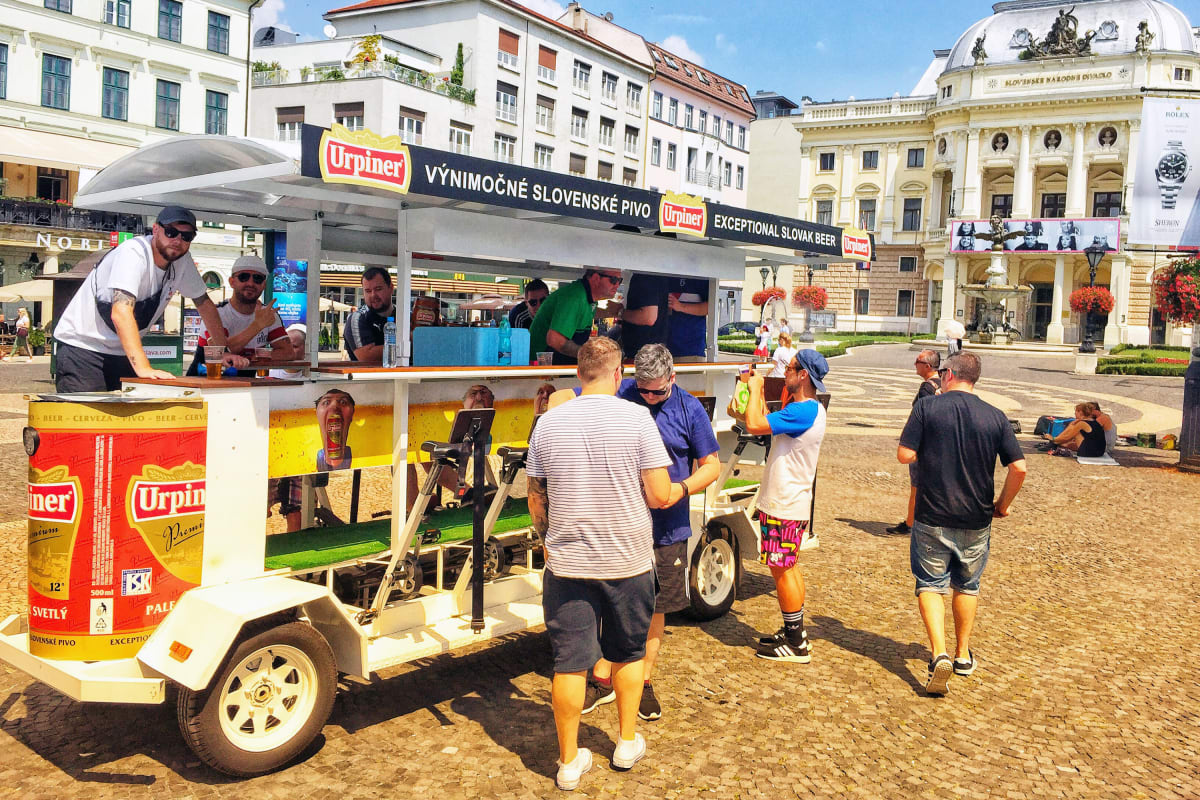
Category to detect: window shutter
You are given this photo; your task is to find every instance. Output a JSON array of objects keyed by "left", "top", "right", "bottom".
[
  {"left": 498, "top": 29, "right": 519, "bottom": 55},
  {"left": 538, "top": 45, "right": 556, "bottom": 69},
  {"left": 276, "top": 106, "right": 304, "bottom": 123},
  {"left": 334, "top": 101, "right": 364, "bottom": 116}
]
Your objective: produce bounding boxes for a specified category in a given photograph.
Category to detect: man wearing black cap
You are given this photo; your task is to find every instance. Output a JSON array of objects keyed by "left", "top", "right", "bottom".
[{"left": 55, "top": 205, "right": 247, "bottom": 391}]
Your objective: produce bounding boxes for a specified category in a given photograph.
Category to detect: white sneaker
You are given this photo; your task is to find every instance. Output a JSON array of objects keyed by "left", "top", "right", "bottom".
[
  {"left": 611, "top": 733, "right": 645, "bottom": 770},
  {"left": 556, "top": 748, "right": 592, "bottom": 791}
]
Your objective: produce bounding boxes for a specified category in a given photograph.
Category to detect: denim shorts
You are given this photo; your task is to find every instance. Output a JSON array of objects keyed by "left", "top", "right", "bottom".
[
  {"left": 542, "top": 569, "right": 655, "bottom": 673},
  {"left": 910, "top": 521, "right": 991, "bottom": 596}
]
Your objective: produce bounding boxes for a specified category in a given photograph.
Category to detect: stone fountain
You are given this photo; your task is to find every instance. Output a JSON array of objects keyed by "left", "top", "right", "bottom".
[{"left": 960, "top": 216, "right": 1033, "bottom": 345}]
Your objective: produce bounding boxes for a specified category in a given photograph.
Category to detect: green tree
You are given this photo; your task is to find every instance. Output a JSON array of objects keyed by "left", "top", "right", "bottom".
[{"left": 451, "top": 43, "right": 464, "bottom": 86}]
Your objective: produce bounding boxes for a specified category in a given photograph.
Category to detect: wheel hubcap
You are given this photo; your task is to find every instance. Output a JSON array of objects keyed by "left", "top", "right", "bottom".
[
  {"left": 218, "top": 644, "right": 320, "bottom": 752},
  {"left": 697, "top": 538, "right": 735, "bottom": 602}
]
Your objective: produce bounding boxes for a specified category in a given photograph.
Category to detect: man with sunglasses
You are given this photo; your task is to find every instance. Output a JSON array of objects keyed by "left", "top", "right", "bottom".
[
  {"left": 739, "top": 349, "right": 829, "bottom": 663},
  {"left": 55, "top": 205, "right": 246, "bottom": 392},
  {"left": 507, "top": 279, "right": 549, "bottom": 329},
  {"left": 185, "top": 255, "right": 294, "bottom": 376},
  {"left": 529, "top": 268, "right": 623, "bottom": 365}
]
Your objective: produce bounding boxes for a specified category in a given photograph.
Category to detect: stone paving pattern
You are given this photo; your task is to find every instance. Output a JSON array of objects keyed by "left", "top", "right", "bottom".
[{"left": 0, "top": 348, "right": 1195, "bottom": 798}]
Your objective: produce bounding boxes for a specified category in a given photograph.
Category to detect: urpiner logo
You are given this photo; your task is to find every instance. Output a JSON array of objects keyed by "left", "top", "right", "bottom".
[
  {"left": 130, "top": 479, "right": 206, "bottom": 523},
  {"left": 841, "top": 227, "right": 872, "bottom": 262},
  {"left": 28, "top": 482, "right": 78, "bottom": 524},
  {"left": 659, "top": 191, "right": 707, "bottom": 237},
  {"left": 319, "top": 124, "right": 413, "bottom": 194}
]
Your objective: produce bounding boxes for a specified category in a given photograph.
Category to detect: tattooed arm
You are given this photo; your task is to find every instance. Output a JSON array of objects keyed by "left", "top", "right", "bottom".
[
  {"left": 527, "top": 476, "right": 549, "bottom": 536},
  {"left": 110, "top": 289, "right": 174, "bottom": 380}
]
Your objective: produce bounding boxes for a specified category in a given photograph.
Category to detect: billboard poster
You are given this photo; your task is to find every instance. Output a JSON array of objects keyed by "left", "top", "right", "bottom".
[
  {"left": 1129, "top": 97, "right": 1200, "bottom": 248},
  {"left": 272, "top": 258, "right": 308, "bottom": 329},
  {"left": 949, "top": 218, "right": 1120, "bottom": 253}
]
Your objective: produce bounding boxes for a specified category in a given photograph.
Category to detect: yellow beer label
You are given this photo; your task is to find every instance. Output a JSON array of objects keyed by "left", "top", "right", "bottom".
[
  {"left": 28, "top": 402, "right": 206, "bottom": 431},
  {"left": 27, "top": 465, "right": 81, "bottom": 600},
  {"left": 126, "top": 462, "right": 206, "bottom": 585}
]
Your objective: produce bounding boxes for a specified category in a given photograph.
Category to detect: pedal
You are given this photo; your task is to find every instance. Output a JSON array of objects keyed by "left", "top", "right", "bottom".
[{"left": 420, "top": 528, "right": 442, "bottom": 545}]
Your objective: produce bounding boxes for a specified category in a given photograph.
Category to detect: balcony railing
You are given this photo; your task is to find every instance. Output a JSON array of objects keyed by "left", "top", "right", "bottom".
[
  {"left": 0, "top": 197, "right": 145, "bottom": 234},
  {"left": 253, "top": 63, "right": 476, "bottom": 105},
  {"left": 686, "top": 169, "right": 721, "bottom": 189}
]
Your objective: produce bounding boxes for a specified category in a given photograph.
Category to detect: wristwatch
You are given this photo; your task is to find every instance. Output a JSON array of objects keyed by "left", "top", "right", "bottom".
[{"left": 1155, "top": 140, "right": 1191, "bottom": 209}]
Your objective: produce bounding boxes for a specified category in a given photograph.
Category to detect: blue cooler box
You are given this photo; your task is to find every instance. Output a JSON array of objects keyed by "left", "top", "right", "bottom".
[{"left": 412, "top": 327, "right": 530, "bottom": 367}]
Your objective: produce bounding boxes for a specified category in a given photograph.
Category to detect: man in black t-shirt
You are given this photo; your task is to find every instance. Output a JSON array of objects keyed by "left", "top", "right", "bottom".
[
  {"left": 621, "top": 273, "right": 671, "bottom": 359},
  {"left": 898, "top": 351, "right": 1026, "bottom": 696},
  {"left": 508, "top": 279, "right": 549, "bottom": 329},
  {"left": 343, "top": 267, "right": 395, "bottom": 362},
  {"left": 887, "top": 349, "right": 942, "bottom": 535}
]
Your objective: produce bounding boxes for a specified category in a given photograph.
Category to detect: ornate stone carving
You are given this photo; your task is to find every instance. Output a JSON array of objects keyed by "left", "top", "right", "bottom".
[
  {"left": 1009, "top": 28, "right": 1033, "bottom": 48},
  {"left": 1098, "top": 126, "right": 1117, "bottom": 148},
  {"left": 971, "top": 34, "right": 987, "bottom": 65},
  {"left": 1094, "top": 20, "right": 1119, "bottom": 41},
  {"left": 1019, "top": 6, "right": 1097, "bottom": 59},
  {"left": 992, "top": 132, "right": 1009, "bottom": 153},
  {"left": 1135, "top": 21, "right": 1154, "bottom": 54}
]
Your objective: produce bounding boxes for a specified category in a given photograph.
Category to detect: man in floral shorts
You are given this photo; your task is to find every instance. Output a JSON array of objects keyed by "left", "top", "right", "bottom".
[{"left": 739, "top": 349, "right": 828, "bottom": 662}]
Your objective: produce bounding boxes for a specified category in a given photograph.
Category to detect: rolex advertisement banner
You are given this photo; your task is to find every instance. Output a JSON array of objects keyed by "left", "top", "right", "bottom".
[{"left": 1130, "top": 97, "right": 1200, "bottom": 248}]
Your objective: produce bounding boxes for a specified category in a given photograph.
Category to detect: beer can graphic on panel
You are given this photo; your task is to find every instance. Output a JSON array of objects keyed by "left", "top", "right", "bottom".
[{"left": 27, "top": 401, "right": 207, "bottom": 660}]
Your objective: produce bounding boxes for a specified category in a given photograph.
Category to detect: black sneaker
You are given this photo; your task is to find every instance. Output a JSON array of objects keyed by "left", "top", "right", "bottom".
[
  {"left": 953, "top": 650, "right": 977, "bottom": 676},
  {"left": 581, "top": 678, "right": 615, "bottom": 714},
  {"left": 637, "top": 683, "right": 661, "bottom": 721},
  {"left": 884, "top": 521, "right": 911, "bottom": 535},
  {"left": 925, "top": 654, "right": 953, "bottom": 696},
  {"left": 755, "top": 630, "right": 811, "bottom": 663}
]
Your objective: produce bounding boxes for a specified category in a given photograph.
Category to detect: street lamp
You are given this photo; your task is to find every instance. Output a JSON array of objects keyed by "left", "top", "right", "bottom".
[
  {"left": 758, "top": 266, "right": 770, "bottom": 324},
  {"left": 798, "top": 265, "right": 815, "bottom": 343},
  {"left": 1079, "top": 242, "right": 1106, "bottom": 354}
]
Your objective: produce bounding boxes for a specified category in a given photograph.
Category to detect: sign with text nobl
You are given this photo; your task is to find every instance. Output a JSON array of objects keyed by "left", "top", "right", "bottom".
[{"left": 1129, "top": 97, "right": 1200, "bottom": 248}]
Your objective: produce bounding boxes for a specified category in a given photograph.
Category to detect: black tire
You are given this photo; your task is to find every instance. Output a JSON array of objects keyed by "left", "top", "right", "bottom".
[
  {"left": 481, "top": 536, "right": 509, "bottom": 581},
  {"left": 177, "top": 621, "right": 337, "bottom": 777},
  {"left": 687, "top": 528, "right": 738, "bottom": 620}
]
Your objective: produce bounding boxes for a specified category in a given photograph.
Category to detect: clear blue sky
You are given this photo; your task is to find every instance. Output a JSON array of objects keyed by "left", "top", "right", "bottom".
[{"left": 259, "top": 0, "right": 1200, "bottom": 103}]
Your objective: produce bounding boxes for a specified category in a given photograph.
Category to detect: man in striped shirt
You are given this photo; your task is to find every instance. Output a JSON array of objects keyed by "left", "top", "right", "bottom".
[{"left": 526, "top": 336, "right": 673, "bottom": 791}]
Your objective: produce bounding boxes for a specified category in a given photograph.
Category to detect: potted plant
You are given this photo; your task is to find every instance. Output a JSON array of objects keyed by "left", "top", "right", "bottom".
[
  {"left": 300, "top": 66, "right": 312, "bottom": 82},
  {"left": 1069, "top": 286, "right": 1115, "bottom": 315},
  {"left": 350, "top": 34, "right": 381, "bottom": 73},
  {"left": 27, "top": 328, "right": 46, "bottom": 356},
  {"left": 792, "top": 285, "right": 828, "bottom": 311},
  {"left": 1152, "top": 256, "right": 1200, "bottom": 325}
]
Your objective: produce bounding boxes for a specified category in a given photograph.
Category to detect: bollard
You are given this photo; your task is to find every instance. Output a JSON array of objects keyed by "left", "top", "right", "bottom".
[{"left": 1180, "top": 348, "right": 1200, "bottom": 473}]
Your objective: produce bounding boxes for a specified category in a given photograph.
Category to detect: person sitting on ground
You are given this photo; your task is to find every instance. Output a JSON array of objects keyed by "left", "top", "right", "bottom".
[
  {"left": 1041, "top": 403, "right": 1107, "bottom": 458},
  {"left": 769, "top": 332, "right": 797, "bottom": 378},
  {"left": 1087, "top": 401, "right": 1117, "bottom": 455}
]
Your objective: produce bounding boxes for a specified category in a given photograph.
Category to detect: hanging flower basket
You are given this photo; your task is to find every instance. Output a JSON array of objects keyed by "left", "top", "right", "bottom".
[
  {"left": 1152, "top": 256, "right": 1200, "bottom": 325},
  {"left": 751, "top": 287, "right": 786, "bottom": 307},
  {"left": 1068, "top": 286, "right": 1114, "bottom": 315},
  {"left": 792, "top": 285, "right": 828, "bottom": 311}
]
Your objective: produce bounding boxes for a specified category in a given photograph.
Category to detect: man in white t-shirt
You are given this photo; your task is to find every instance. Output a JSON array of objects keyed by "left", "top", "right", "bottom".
[
  {"left": 185, "top": 255, "right": 294, "bottom": 376},
  {"left": 740, "top": 348, "right": 829, "bottom": 663},
  {"left": 526, "top": 336, "right": 673, "bottom": 791},
  {"left": 54, "top": 206, "right": 246, "bottom": 391}
]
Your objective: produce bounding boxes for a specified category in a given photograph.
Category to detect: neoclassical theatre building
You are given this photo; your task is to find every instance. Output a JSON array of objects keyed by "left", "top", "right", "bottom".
[{"left": 749, "top": 0, "right": 1200, "bottom": 346}]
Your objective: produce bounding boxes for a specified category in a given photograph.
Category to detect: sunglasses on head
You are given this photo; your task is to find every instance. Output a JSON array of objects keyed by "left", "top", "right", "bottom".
[
  {"left": 161, "top": 225, "right": 197, "bottom": 242},
  {"left": 236, "top": 272, "right": 266, "bottom": 284}
]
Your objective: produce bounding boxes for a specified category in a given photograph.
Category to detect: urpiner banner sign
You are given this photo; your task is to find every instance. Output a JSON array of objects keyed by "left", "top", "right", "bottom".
[
  {"left": 319, "top": 124, "right": 412, "bottom": 194},
  {"left": 659, "top": 192, "right": 707, "bottom": 237},
  {"left": 1130, "top": 97, "right": 1200, "bottom": 248}
]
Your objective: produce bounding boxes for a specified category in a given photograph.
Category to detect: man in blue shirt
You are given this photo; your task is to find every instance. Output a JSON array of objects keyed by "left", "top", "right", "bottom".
[
  {"left": 565, "top": 344, "right": 721, "bottom": 721},
  {"left": 666, "top": 277, "right": 710, "bottom": 361}
]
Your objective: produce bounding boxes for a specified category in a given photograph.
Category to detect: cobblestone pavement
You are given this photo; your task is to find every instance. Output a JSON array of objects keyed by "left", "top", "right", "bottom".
[{"left": 0, "top": 355, "right": 1196, "bottom": 798}]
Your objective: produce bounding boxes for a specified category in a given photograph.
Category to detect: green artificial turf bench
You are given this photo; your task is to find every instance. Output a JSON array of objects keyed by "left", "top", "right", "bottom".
[
  {"left": 722, "top": 478, "right": 757, "bottom": 490},
  {"left": 264, "top": 498, "right": 536, "bottom": 572}
]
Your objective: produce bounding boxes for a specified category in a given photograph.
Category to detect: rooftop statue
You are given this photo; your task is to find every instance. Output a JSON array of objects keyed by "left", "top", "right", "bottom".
[
  {"left": 1022, "top": 6, "right": 1097, "bottom": 58},
  {"left": 1135, "top": 21, "right": 1155, "bottom": 54}
]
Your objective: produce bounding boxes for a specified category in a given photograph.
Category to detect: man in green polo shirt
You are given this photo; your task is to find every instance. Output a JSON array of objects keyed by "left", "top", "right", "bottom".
[{"left": 530, "top": 268, "right": 623, "bottom": 365}]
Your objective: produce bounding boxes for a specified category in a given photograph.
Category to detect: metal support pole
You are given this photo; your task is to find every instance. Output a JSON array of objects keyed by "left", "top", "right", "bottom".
[{"left": 470, "top": 420, "right": 487, "bottom": 633}]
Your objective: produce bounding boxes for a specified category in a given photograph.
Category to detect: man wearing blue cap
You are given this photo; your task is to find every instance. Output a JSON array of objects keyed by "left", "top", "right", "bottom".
[
  {"left": 55, "top": 205, "right": 246, "bottom": 391},
  {"left": 740, "top": 348, "right": 829, "bottom": 663}
]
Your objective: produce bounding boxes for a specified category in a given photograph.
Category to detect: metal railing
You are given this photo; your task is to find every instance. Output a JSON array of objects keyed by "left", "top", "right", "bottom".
[
  {"left": 0, "top": 197, "right": 145, "bottom": 234},
  {"left": 686, "top": 169, "right": 721, "bottom": 189},
  {"left": 253, "top": 63, "right": 475, "bottom": 104}
]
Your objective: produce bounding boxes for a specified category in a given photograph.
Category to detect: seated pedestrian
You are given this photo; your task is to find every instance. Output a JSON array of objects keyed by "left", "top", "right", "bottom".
[
  {"left": 1041, "top": 403, "right": 1106, "bottom": 458},
  {"left": 1087, "top": 401, "right": 1117, "bottom": 454},
  {"left": 526, "top": 337, "right": 673, "bottom": 791}
]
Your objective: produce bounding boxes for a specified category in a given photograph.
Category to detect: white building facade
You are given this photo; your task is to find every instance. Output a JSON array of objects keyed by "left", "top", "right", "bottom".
[
  {"left": 749, "top": 0, "right": 1200, "bottom": 346},
  {"left": 0, "top": 0, "right": 253, "bottom": 316},
  {"left": 251, "top": 0, "right": 653, "bottom": 186}
]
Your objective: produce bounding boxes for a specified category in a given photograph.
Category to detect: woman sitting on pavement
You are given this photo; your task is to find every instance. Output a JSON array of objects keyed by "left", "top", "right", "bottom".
[
  {"left": 769, "top": 332, "right": 797, "bottom": 378},
  {"left": 1041, "top": 403, "right": 1107, "bottom": 458},
  {"left": 1087, "top": 401, "right": 1117, "bottom": 455}
]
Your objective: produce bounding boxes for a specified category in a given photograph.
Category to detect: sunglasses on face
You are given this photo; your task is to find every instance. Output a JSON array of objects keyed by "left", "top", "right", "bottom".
[
  {"left": 528, "top": 297, "right": 545, "bottom": 307},
  {"left": 637, "top": 385, "right": 670, "bottom": 396},
  {"left": 162, "top": 225, "right": 197, "bottom": 242},
  {"left": 598, "top": 273, "right": 623, "bottom": 286},
  {"left": 236, "top": 272, "right": 266, "bottom": 284}
]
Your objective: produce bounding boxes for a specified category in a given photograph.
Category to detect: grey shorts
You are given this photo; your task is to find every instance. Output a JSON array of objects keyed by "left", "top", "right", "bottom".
[
  {"left": 542, "top": 569, "right": 655, "bottom": 673},
  {"left": 910, "top": 521, "right": 990, "bottom": 596},
  {"left": 654, "top": 541, "right": 689, "bottom": 615}
]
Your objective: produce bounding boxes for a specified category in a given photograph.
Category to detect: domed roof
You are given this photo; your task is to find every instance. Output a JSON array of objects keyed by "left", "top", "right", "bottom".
[{"left": 944, "top": 0, "right": 1196, "bottom": 72}]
